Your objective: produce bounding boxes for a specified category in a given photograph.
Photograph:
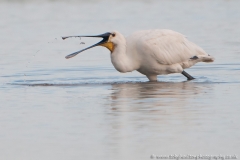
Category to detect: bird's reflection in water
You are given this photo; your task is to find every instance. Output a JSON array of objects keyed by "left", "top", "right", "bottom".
[
  {"left": 104, "top": 82, "right": 214, "bottom": 155},
  {"left": 102, "top": 82, "right": 214, "bottom": 152},
  {"left": 107, "top": 82, "right": 213, "bottom": 128},
  {"left": 111, "top": 82, "right": 204, "bottom": 108}
]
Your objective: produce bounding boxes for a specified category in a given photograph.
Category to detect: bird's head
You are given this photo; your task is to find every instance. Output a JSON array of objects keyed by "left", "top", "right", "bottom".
[{"left": 62, "top": 31, "right": 122, "bottom": 59}]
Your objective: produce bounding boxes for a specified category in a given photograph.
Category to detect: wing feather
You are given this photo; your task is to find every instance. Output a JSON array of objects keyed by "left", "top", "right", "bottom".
[{"left": 135, "top": 30, "right": 207, "bottom": 65}]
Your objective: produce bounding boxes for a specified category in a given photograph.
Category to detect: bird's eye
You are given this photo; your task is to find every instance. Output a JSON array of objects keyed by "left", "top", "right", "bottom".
[{"left": 112, "top": 33, "right": 116, "bottom": 37}]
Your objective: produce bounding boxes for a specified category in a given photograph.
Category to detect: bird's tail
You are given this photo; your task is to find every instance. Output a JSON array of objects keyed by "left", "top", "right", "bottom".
[
  {"left": 190, "top": 55, "right": 214, "bottom": 63},
  {"left": 198, "top": 55, "right": 214, "bottom": 62},
  {"left": 181, "top": 55, "right": 214, "bottom": 69}
]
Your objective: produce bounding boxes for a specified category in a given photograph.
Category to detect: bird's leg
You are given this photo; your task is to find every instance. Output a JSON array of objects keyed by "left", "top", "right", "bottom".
[
  {"left": 182, "top": 70, "right": 195, "bottom": 80},
  {"left": 146, "top": 75, "right": 157, "bottom": 82}
]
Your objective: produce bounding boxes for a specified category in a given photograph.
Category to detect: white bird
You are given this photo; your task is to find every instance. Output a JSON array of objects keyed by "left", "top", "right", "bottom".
[{"left": 62, "top": 29, "right": 214, "bottom": 81}]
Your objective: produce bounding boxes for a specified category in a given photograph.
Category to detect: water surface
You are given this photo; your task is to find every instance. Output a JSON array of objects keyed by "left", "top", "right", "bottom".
[{"left": 0, "top": 0, "right": 240, "bottom": 160}]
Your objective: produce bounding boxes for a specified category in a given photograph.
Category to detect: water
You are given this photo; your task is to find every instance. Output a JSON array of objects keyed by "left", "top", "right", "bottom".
[{"left": 0, "top": 0, "right": 240, "bottom": 159}]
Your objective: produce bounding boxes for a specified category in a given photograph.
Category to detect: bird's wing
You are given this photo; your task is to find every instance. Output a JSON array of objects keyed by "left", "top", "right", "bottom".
[{"left": 135, "top": 30, "right": 208, "bottom": 65}]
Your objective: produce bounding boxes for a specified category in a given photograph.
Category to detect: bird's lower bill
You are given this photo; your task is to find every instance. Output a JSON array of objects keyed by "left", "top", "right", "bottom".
[
  {"left": 99, "top": 42, "right": 114, "bottom": 52},
  {"left": 63, "top": 32, "right": 113, "bottom": 59}
]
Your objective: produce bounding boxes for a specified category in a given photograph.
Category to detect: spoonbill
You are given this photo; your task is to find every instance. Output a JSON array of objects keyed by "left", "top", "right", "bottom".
[{"left": 62, "top": 30, "right": 214, "bottom": 81}]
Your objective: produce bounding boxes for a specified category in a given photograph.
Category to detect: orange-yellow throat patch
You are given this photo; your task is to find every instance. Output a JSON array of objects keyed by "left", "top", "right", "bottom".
[{"left": 100, "top": 42, "right": 114, "bottom": 52}]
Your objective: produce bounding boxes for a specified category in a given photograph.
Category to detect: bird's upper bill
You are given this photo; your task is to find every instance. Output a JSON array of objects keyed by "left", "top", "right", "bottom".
[{"left": 62, "top": 32, "right": 114, "bottom": 59}]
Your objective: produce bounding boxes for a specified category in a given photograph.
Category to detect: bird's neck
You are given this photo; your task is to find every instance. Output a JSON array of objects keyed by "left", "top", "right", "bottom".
[{"left": 110, "top": 41, "right": 135, "bottom": 73}]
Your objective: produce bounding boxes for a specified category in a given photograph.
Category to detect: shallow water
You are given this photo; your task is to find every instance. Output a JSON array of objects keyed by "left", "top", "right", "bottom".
[{"left": 0, "top": 0, "right": 240, "bottom": 160}]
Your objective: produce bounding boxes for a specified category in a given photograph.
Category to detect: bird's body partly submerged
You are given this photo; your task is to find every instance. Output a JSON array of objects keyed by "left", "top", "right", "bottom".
[{"left": 63, "top": 29, "right": 214, "bottom": 81}]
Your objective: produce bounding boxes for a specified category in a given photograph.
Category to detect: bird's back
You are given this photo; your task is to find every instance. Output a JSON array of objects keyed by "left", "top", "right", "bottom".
[{"left": 126, "top": 29, "right": 209, "bottom": 65}]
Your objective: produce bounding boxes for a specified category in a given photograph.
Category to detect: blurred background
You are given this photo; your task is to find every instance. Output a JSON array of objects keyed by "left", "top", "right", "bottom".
[{"left": 0, "top": 0, "right": 240, "bottom": 160}]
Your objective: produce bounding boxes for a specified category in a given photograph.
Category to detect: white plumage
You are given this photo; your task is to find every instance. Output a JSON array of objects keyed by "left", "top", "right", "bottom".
[{"left": 63, "top": 29, "right": 214, "bottom": 81}]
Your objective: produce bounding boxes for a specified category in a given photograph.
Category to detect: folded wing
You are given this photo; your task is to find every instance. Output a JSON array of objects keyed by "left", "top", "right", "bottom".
[{"left": 135, "top": 29, "right": 208, "bottom": 65}]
